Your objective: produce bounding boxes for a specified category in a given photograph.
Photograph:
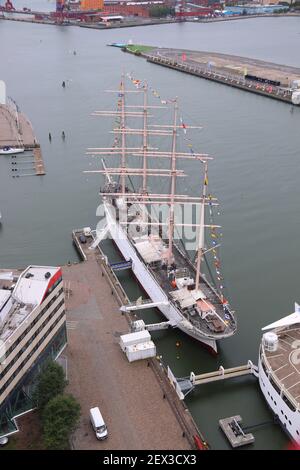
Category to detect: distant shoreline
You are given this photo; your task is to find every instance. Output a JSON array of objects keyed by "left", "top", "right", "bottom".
[{"left": 0, "top": 12, "right": 300, "bottom": 30}]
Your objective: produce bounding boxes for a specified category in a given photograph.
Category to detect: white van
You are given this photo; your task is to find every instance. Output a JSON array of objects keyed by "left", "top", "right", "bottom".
[{"left": 89, "top": 407, "right": 108, "bottom": 440}]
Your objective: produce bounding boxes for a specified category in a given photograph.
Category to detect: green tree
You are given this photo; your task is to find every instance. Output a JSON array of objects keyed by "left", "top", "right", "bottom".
[
  {"left": 33, "top": 361, "right": 67, "bottom": 410},
  {"left": 42, "top": 394, "right": 81, "bottom": 450},
  {"left": 291, "top": 0, "right": 300, "bottom": 8},
  {"left": 149, "top": 6, "right": 174, "bottom": 18}
]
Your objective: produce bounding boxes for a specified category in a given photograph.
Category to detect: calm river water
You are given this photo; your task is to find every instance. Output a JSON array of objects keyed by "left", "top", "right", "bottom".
[{"left": 1, "top": 6, "right": 300, "bottom": 449}]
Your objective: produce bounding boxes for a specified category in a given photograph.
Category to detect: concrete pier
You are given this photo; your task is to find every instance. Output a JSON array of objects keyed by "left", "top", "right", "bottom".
[
  {"left": 0, "top": 103, "right": 45, "bottom": 175},
  {"left": 67, "top": 229, "right": 208, "bottom": 450},
  {"left": 219, "top": 415, "right": 255, "bottom": 448},
  {"left": 122, "top": 46, "right": 300, "bottom": 106}
]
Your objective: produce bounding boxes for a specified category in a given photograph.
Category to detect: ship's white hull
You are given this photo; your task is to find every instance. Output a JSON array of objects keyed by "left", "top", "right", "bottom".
[
  {"left": 105, "top": 202, "right": 218, "bottom": 353},
  {"left": 258, "top": 354, "right": 300, "bottom": 444}
]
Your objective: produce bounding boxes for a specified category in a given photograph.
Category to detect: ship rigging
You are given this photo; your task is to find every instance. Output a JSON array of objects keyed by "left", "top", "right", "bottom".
[{"left": 85, "top": 74, "right": 237, "bottom": 353}]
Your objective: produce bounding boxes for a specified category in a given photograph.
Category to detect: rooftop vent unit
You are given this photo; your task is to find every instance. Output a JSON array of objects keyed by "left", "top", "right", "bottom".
[
  {"left": 263, "top": 332, "right": 278, "bottom": 353},
  {"left": 25, "top": 272, "right": 34, "bottom": 279},
  {"left": 45, "top": 272, "right": 51, "bottom": 279}
]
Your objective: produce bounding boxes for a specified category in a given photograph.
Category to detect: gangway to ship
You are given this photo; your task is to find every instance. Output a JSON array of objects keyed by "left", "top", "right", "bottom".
[
  {"left": 190, "top": 361, "right": 258, "bottom": 386},
  {"left": 167, "top": 361, "right": 258, "bottom": 400},
  {"left": 120, "top": 299, "right": 169, "bottom": 312},
  {"left": 110, "top": 260, "right": 132, "bottom": 272},
  {"left": 131, "top": 318, "right": 172, "bottom": 332},
  {"left": 145, "top": 321, "right": 171, "bottom": 331},
  {"left": 121, "top": 299, "right": 180, "bottom": 327}
]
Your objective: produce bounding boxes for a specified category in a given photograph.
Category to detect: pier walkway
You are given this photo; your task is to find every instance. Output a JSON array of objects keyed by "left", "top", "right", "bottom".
[
  {"left": 64, "top": 229, "right": 206, "bottom": 450},
  {"left": 122, "top": 46, "right": 300, "bottom": 106}
]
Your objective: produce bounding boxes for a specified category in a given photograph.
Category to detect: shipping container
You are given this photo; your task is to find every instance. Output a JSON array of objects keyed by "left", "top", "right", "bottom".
[
  {"left": 125, "top": 341, "right": 156, "bottom": 362},
  {"left": 119, "top": 330, "right": 151, "bottom": 351}
]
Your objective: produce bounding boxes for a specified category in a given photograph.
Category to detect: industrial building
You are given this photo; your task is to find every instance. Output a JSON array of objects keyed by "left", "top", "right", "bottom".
[
  {"left": 81, "top": 0, "right": 104, "bottom": 9},
  {"left": 0, "top": 266, "right": 67, "bottom": 439}
]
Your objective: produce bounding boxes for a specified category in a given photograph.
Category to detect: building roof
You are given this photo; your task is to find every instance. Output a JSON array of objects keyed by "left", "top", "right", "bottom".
[
  {"left": 133, "top": 236, "right": 165, "bottom": 264},
  {"left": 170, "top": 287, "right": 206, "bottom": 309},
  {"left": 0, "top": 290, "right": 11, "bottom": 312},
  {"left": 100, "top": 15, "right": 124, "bottom": 20},
  {"left": 13, "top": 266, "right": 58, "bottom": 306},
  {"left": 0, "top": 266, "right": 61, "bottom": 343}
]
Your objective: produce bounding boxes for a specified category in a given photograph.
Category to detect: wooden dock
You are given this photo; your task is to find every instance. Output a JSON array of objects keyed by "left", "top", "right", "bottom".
[
  {"left": 33, "top": 147, "right": 45, "bottom": 176},
  {"left": 0, "top": 103, "right": 45, "bottom": 176}
]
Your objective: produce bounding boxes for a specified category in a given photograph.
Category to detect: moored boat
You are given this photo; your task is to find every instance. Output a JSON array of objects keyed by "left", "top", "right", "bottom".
[
  {"left": 0, "top": 146, "right": 24, "bottom": 155},
  {"left": 85, "top": 74, "right": 237, "bottom": 354},
  {"left": 259, "top": 303, "right": 300, "bottom": 443}
]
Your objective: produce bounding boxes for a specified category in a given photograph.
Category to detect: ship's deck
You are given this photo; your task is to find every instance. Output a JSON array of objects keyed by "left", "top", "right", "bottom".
[
  {"left": 108, "top": 197, "right": 236, "bottom": 338},
  {"left": 262, "top": 325, "right": 300, "bottom": 407},
  {"left": 148, "top": 242, "right": 236, "bottom": 338}
]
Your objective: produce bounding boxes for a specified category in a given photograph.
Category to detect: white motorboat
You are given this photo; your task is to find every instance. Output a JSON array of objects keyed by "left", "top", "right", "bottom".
[{"left": 0, "top": 146, "right": 24, "bottom": 155}]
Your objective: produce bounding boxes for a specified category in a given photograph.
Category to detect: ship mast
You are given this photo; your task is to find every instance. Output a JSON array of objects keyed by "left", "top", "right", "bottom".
[
  {"left": 167, "top": 99, "right": 178, "bottom": 266},
  {"left": 120, "top": 75, "right": 126, "bottom": 194},
  {"left": 195, "top": 161, "right": 208, "bottom": 291},
  {"left": 84, "top": 77, "right": 216, "bottom": 269},
  {"left": 142, "top": 81, "right": 148, "bottom": 194}
]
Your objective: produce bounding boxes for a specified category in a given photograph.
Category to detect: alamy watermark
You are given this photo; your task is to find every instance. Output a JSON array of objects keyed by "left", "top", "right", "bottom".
[{"left": 95, "top": 201, "right": 215, "bottom": 252}]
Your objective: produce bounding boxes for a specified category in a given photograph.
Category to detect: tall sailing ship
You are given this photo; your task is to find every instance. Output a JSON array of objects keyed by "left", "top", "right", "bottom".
[{"left": 86, "top": 74, "right": 237, "bottom": 354}]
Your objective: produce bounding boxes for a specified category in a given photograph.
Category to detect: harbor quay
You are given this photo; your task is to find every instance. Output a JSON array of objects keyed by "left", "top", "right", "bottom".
[
  {"left": 121, "top": 46, "right": 300, "bottom": 106},
  {"left": 0, "top": 241, "right": 205, "bottom": 449},
  {"left": 0, "top": 14, "right": 175, "bottom": 30},
  {"left": 64, "top": 229, "right": 207, "bottom": 450}
]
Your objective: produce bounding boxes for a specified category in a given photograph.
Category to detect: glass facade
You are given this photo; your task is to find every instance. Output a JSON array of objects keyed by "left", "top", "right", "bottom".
[{"left": 0, "top": 324, "right": 67, "bottom": 438}]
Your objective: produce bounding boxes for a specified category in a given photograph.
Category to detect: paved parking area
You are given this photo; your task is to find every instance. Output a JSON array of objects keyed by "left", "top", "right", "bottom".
[{"left": 63, "top": 260, "right": 190, "bottom": 450}]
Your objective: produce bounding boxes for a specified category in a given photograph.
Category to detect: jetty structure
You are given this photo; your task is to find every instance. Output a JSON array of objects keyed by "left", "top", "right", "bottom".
[
  {"left": 0, "top": 82, "right": 45, "bottom": 176},
  {"left": 117, "top": 45, "right": 300, "bottom": 106},
  {"left": 83, "top": 74, "right": 237, "bottom": 354}
]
